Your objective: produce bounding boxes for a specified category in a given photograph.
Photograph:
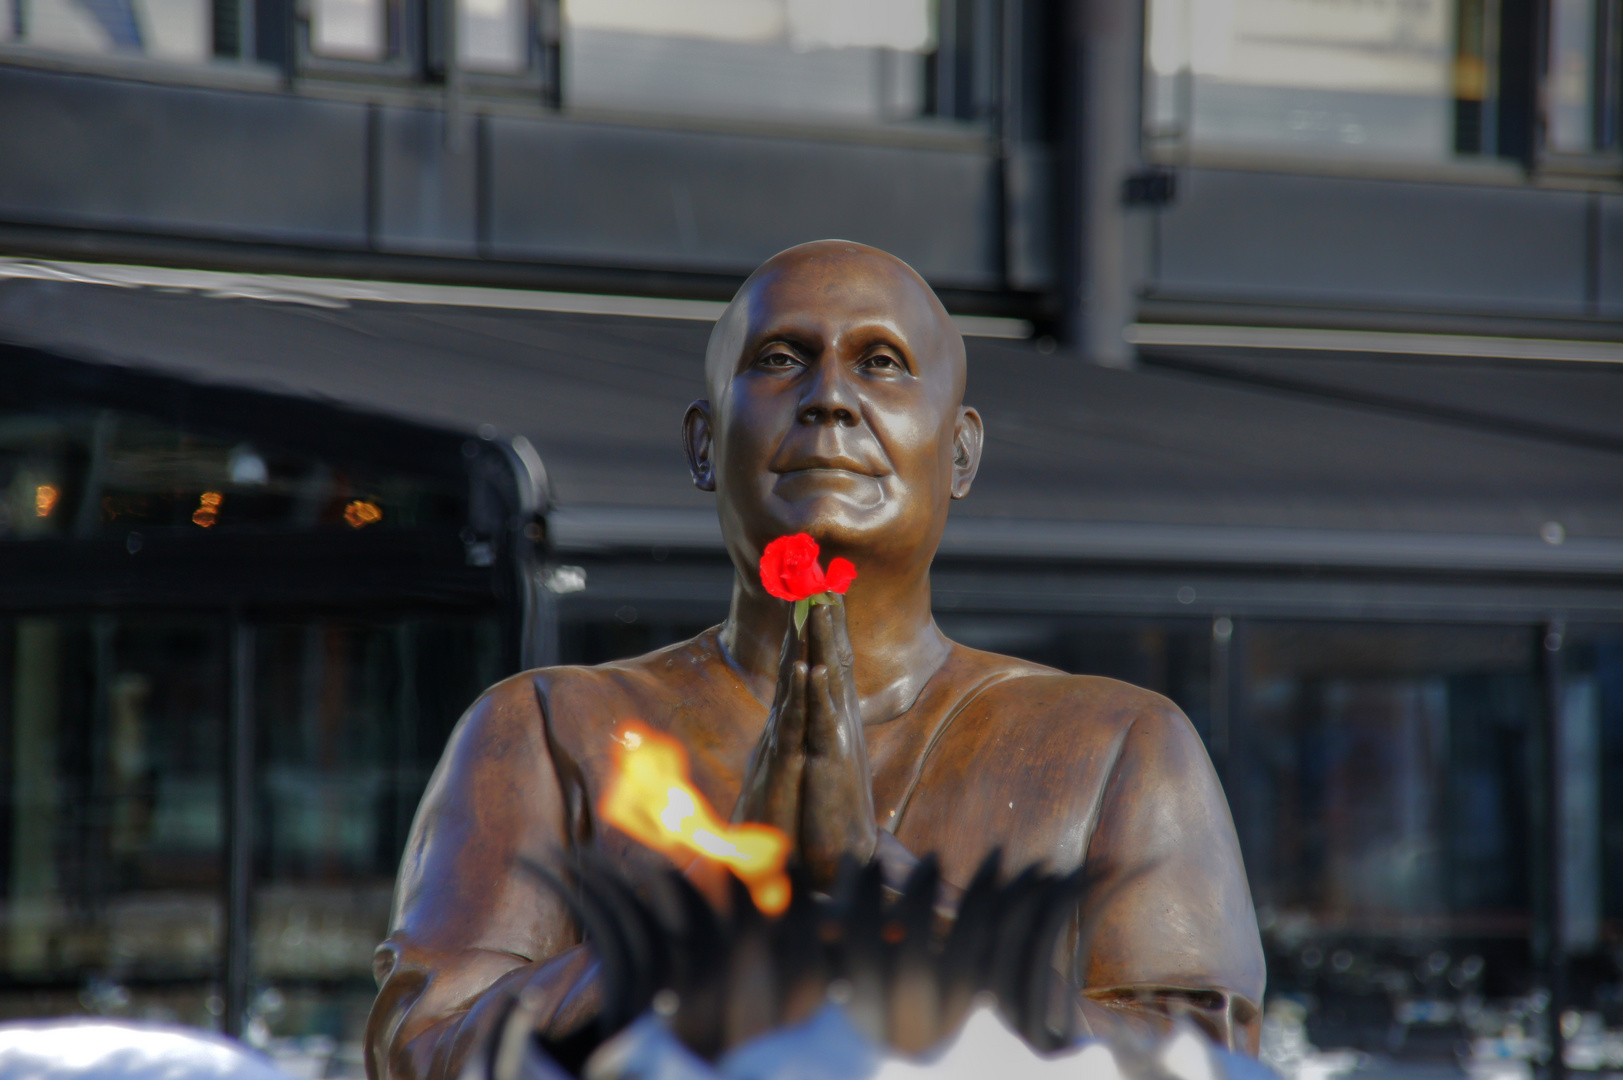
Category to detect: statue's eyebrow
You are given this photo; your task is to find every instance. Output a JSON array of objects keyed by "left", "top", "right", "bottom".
[{"left": 740, "top": 328, "right": 820, "bottom": 368}]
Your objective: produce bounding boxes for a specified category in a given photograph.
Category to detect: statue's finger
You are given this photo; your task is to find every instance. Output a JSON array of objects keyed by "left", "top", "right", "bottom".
[
  {"left": 753, "top": 659, "right": 809, "bottom": 833},
  {"left": 770, "top": 611, "right": 808, "bottom": 714},
  {"left": 778, "top": 660, "right": 810, "bottom": 749},
  {"left": 805, "top": 601, "right": 831, "bottom": 675},
  {"left": 828, "top": 599, "right": 859, "bottom": 711},
  {"left": 830, "top": 597, "right": 855, "bottom": 671},
  {"left": 808, "top": 603, "right": 852, "bottom": 697},
  {"left": 805, "top": 663, "right": 846, "bottom": 758}
]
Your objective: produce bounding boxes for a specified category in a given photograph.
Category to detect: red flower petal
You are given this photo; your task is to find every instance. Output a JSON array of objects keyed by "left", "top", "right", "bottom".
[
  {"left": 781, "top": 551, "right": 825, "bottom": 599},
  {"left": 760, "top": 533, "right": 826, "bottom": 601},
  {"left": 824, "top": 557, "right": 857, "bottom": 595}
]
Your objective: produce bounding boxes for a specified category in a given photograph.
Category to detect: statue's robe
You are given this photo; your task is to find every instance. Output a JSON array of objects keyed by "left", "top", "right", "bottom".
[{"left": 365, "top": 628, "right": 1266, "bottom": 1080}]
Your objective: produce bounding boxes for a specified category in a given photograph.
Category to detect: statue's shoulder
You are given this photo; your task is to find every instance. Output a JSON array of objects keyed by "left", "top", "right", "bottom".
[
  {"left": 947, "top": 642, "right": 1198, "bottom": 752},
  {"left": 497, "top": 626, "right": 730, "bottom": 732}
]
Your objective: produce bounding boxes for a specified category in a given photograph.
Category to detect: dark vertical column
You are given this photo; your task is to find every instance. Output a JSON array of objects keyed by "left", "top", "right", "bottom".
[
  {"left": 366, "top": 103, "right": 383, "bottom": 252},
  {"left": 86, "top": 616, "right": 114, "bottom": 920},
  {"left": 1538, "top": 621, "right": 1568, "bottom": 1080},
  {"left": 0, "top": 618, "right": 15, "bottom": 904},
  {"left": 224, "top": 614, "right": 255, "bottom": 1040},
  {"left": 1597, "top": 0, "right": 1622, "bottom": 149},
  {"left": 539, "top": 0, "right": 561, "bottom": 109},
  {"left": 1057, "top": 0, "right": 1140, "bottom": 365},
  {"left": 212, "top": 0, "right": 244, "bottom": 56},
  {"left": 393, "top": 623, "right": 419, "bottom": 851},
  {"left": 1586, "top": 194, "right": 1602, "bottom": 314},
  {"left": 254, "top": 0, "right": 295, "bottom": 79},
  {"left": 991, "top": 0, "right": 1013, "bottom": 290},
  {"left": 1497, "top": 0, "right": 1541, "bottom": 165},
  {"left": 1209, "top": 614, "right": 1233, "bottom": 785},
  {"left": 475, "top": 113, "right": 492, "bottom": 259}
]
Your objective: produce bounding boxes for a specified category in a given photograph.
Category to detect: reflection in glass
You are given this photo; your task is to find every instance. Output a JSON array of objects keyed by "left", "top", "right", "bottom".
[
  {"left": 1238, "top": 624, "right": 1540, "bottom": 1060},
  {"left": 7, "top": 0, "right": 209, "bottom": 59},
  {"left": 1547, "top": 0, "right": 1596, "bottom": 152},
  {"left": 310, "top": 0, "right": 386, "bottom": 60},
  {"left": 1451, "top": 0, "right": 1498, "bottom": 154},
  {"left": 250, "top": 617, "right": 502, "bottom": 1076},
  {"left": 0, "top": 408, "right": 463, "bottom": 541},
  {"left": 562, "top": 0, "right": 936, "bottom": 125},
  {"left": 0, "top": 616, "right": 225, "bottom": 1026},
  {"left": 1145, "top": 0, "right": 1456, "bottom": 160},
  {"left": 459, "top": 0, "right": 527, "bottom": 72}
]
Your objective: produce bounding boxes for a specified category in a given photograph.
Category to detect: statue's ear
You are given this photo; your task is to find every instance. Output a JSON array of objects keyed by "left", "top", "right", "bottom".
[
  {"left": 950, "top": 406, "right": 983, "bottom": 500},
  {"left": 683, "top": 400, "right": 716, "bottom": 492}
]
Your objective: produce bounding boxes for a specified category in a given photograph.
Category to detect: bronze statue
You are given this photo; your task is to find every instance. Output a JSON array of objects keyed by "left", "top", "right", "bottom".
[{"left": 364, "top": 241, "right": 1265, "bottom": 1080}]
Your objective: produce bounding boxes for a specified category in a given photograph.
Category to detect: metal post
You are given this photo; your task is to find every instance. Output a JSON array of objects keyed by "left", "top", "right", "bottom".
[
  {"left": 1539, "top": 620, "right": 1568, "bottom": 1080},
  {"left": 224, "top": 614, "right": 255, "bottom": 1040},
  {"left": 1058, "top": 0, "right": 1144, "bottom": 366}
]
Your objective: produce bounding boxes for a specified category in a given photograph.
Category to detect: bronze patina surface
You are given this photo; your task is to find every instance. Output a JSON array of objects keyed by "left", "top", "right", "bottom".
[{"left": 365, "top": 242, "right": 1265, "bottom": 1080}]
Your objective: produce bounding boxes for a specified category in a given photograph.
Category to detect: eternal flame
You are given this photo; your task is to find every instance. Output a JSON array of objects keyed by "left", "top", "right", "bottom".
[{"left": 365, "top": 241, "right": 1266, "bottom": 1080}]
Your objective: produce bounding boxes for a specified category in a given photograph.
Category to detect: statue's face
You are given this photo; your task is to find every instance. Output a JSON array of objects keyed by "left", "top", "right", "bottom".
[{"left": 687, "top": 244, "right": 981, "bottom": 578}]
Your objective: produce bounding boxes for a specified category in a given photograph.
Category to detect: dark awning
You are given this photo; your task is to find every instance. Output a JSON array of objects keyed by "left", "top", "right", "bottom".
[{"left": 2, "top": 264, "right": 1620, "bottom": 576}]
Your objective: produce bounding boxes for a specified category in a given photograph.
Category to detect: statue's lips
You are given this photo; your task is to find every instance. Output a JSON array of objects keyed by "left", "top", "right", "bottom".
[{"left": 770, "top": 468, "right": 885, "bottom": 509}]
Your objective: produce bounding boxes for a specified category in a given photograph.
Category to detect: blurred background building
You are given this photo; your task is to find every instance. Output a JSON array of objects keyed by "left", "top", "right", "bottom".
[{"left": 0, "top": 0, "right": 1621, "bottom": 1077}]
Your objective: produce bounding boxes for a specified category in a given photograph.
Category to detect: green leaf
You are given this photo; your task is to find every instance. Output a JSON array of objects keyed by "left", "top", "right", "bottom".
[
  {"left": 809, "top": 593, "right": 834, "bottom": 606},
  {"left": 793, "top": 597, "right": 810, "bottom": 635}
]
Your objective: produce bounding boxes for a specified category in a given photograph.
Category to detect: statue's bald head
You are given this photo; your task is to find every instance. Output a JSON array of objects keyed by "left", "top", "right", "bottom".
[
  {"left": 685, "top": 240, "right": 983, "bottom": 575},
  {"left": 704, "top": 241, "right": 966, "bottom": 409}
]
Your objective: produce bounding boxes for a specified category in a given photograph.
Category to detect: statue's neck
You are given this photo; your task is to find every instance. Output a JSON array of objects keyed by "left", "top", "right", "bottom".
[{"left": 719, "top": 573, "right": 952, "bottom": 726}]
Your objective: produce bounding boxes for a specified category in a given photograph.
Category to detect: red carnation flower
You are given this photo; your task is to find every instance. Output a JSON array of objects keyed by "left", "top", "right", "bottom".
[{"left": 759, "top": 534, "right": 856, "bottom": 634}]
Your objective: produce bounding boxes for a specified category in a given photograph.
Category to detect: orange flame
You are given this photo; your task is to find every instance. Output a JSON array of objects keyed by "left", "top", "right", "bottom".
[
  {"left": 599, "top": 720, "right": 791, "bottom": 916},
  {"left": 34, "top": 485, "right": 58, "bottom": 518}
]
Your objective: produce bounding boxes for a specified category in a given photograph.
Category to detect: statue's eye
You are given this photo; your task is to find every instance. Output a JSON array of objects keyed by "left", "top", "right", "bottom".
[
  {"left": 756, "top": 349, "right": 800, "bottom": 370},
  {"left": 861, "top": 352, "right": 902, "bottom": 372}
]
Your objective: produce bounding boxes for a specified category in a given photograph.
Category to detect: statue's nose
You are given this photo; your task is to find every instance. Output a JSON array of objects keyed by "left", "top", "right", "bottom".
[{"left": 796, "top": 360, "right": 859, "bottom": 427}]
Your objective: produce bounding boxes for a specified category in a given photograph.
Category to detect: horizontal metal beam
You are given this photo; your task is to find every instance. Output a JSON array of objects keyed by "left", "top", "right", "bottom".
[
  {"left": 0, "top": 257, "right": 1034, "bottom": 338},
  {"left": 1128, "top": 322, "right": 1623, "bottom": 365},
  {"left": 547, "top": 505, "right": 1623, "bottom": 576}
]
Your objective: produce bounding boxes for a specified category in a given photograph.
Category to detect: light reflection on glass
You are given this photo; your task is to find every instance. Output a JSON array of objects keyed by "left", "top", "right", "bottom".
[
  {"left": 192, "top": 491, "right": 222, "bottom": 528},
  {"left": 0, "top": 408, "right": 462, "bottom": 539},
  {"left": 458, "top": 0, "right": 528, "bottom": 72},
  {"left": 343, "top": 499, "right": 382, "bottom": 529},
  {"left": 1144, "top": 0, "right": 1455, "bottom": 160},
  {"left": 1547, "top": 0, "right": 1597, "bottom": 152},
  {"left": 0, "top": 617, "right": 225, "bottom": 1025},
  {"left": 562, "top": 0, "right": 935, "bottom": 125},
  {"left": 310, "top": 0, "right": 387, "bottom": 61},
  {"left": 8, "top": 0, "right": 210, "bottom": 60}
]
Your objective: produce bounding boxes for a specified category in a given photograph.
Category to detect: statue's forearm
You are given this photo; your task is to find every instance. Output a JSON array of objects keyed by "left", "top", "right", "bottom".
[{"left": 367, "top": 944, "right": 599, "bottom": 1080}]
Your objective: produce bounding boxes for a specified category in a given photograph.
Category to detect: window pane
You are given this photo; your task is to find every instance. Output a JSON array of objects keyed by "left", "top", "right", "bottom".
[
  {"left": 1558, "top": 627, "right": 1623, "bottom": 1058},
  {"left": 459, "top": 0, "right": 528, "bottom": 72},
  {"left": 310, "top": 0, "right": 387, "bottom": 60},
  {"left": 1548, "top": 0, "right": 1597, "bottom": 152},
  {"left": 0, "top": 615, "right": 225, "bottom": 1027},
  {"left": 249, "top": 616, "right": 502, "bottom": 1078},
  {"left": 562, "top": 0, "right": 937, "bottom": 125},
  {"left": 9, "top": 0, "right": 210, "bottom": 61},
  {"left": 1236, "top": 624, "right": 1540, "bottom": 1061},
  {"left": 0, "top": 408, "right": 465, "bottom": 541},
  {"left": 1145, "top": 0, "right": 1457, "bottom": 160}
]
